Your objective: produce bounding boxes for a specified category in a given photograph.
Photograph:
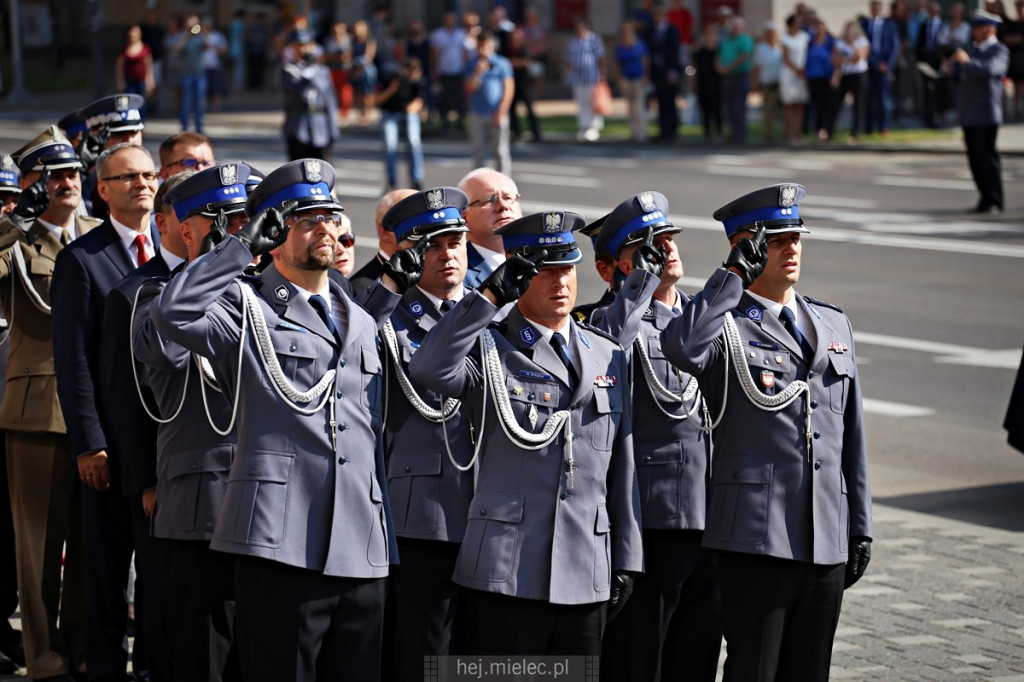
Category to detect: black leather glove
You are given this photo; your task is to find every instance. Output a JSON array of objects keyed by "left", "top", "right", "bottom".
[
  {"left": 9, "top": 169, "right": 50, "bottom": 233},
  {"left": 481, "top": 249, "right": 548, "bottom": 308},
  {"left": 844, "top": 536, "right": 872, "bottom": 589},
  {"left": 235, "top": 207, "right": 287, "bottom": 258},
  {"left": 607, "top": 571, "right": 634, "bottom": 622},
  {"left": 199, "top": 209, "right": 229, "bottom": 256},
  {"left": 631, "top": 227, "right": 666, "bottom": 277},
  {"left": 611, "top": 263, "right": 627, "bottom": 293},
  {"left": 381, "top": 236, "right": 430, "bottom": 293},
  {"left": 722, "top": 225, "right": 768, "bottom": 289},
  {"left": 78, "top": 128, "right": 108, "bottom": 170}
]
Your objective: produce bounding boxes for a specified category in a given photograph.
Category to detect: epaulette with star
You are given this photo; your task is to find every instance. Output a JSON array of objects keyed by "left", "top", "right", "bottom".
[{"left": 804, "top": 296, "right": 843, "bottom": 313}]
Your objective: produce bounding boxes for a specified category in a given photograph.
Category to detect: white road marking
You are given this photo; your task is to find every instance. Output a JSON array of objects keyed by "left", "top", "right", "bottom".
[
  {"left": 853, "top": 332, "right": 1020, "bottom": 369},
  {"left": 515, "top": 172, "right": 602, "bottom": 188},
  {"left": 874, "top": 176, "right": 977, "bottom": 191},
  {"left": 862, "top": 399, "right": 935, "bottom": 418}
]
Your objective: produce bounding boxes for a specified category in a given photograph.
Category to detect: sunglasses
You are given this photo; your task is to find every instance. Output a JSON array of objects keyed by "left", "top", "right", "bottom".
[{"left": 338, "top": 233, "right": 355, "bottom": 248}]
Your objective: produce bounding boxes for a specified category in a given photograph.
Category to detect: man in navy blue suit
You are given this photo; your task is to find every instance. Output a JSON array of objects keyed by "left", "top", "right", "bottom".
[
  {"left": 648, "top": 4, "right": 682, "bottom": 140},
  {"left": 52, "top": 142, "right": 161, "bottom": 682},
  {"left": 860, "top": 0, "right": 902, "bottom": 134}
]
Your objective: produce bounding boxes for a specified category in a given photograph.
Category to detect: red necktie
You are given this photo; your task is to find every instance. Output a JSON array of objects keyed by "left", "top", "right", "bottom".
[{"left": 133, "top": 234, "right": 150, "bottom": 266}]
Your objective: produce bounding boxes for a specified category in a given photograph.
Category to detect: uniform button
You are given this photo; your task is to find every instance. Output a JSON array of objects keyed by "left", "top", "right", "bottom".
[
  {"left": 642, "top": 456, "right": 652, "bottom": 463},
  {"left": 289, "top": 343, "right": 297, "bottom": 351},
  {"left": 480, "top": 508, "right": 487, "bottom": 516},
  {"left": 528, "top": 393, "right": 536, "bottom": 401},
  {"left": 404, "top": 466, "right": 411, "bottom": 473},
  {"left": 338, "top": 456, "right": 348, "bottom": 465},
  {"left": 814, "top": 460, "right": 822, "bottom": 470},
  {"left": 609, "top": 403, "right": 616, "bottom": 410},
  {"left": 560, "top": 491, "right": 569, "bottom": 500},
  {"left": 564, "top": 461, "right": 573, "bottom": 471},
  {"left": 810, "top": 400, "right": 819, "bottom": 409},
  {"left": 336, "top": 390, "right": 344, "bottom": 398},
  {"left": 808, "top": 370, "right": 816, "bottom": 379},
  {"left": 571, "top": 403, "right": 580, "bottom": 410},
  {"left": 338, "top": 423, "right": 347, "bottom": 431},
  {"left": 763, "top": 359, "right": 769, "bottom": 365},
  {"left": 339, "top": 359, "right": 346, "bottom": 367},
  {"left": 22, "top": 368, "right": 28, "bottom": 374},
  {"left": 813, "top": 431, "right": 821, "bottom": 439}
]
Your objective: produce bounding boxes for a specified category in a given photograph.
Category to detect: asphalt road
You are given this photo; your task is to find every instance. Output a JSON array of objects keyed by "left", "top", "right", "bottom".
[{"left": 2, "top": 116, "right": 1022, "bottom": 535}]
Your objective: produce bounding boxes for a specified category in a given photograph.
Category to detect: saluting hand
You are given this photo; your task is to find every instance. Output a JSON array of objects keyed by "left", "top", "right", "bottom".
[
  {"left": 200, "top": 208, "right": 229, "bottom": 255},
  {"left": 631, "top": 226, "right": 666, "bottom": 278},
  {"left": 10, "top": 169, "right": 50, "bottom": 233},
  {"left": 723, "top": 225, "right": 768, "bottom": 289},
  {"left": 235, "top": 206, "right": 288, "bottom": 258},
  {"left": 382, "top": 235, "right": 430, "bottom": 293},
  {"left": 481, "top": 249, "right": 548, "bottom": 307}
]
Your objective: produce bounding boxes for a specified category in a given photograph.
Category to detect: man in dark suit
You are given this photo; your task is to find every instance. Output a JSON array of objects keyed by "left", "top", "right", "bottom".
[
  {"left": 860, "top": 0, "right": 902, "bottom": 134},
  {"left": 648, "top": 4, "right": 683, "bottom": 140},
  {"left": 349, "top": 189, "right": 412, "bottom": 296},
  {"left": 99, "top": 171, "right": 200, "bottom": 682},
  {"left": 410, "top": 211, "right": 643, "bottom": 657},
  {"left": 661, "top": 184, "right": 873, "bottom": 682},
  {"left": 456, "top": 168, "right": 522, "bottom": 289},
  {"left": 131, "top": 164, "right": 254, "bottom": 682},
  {"left": 376, "top": 188, "right": 476, "bottom": 680},
  {"left": 947, "top": 11, "right": 1009, "bottom": 214},
  {"left": 51, "top": 142, "right": 161, "bottom": 682},
  {"left": 916, "top": 1, "right": 946, "bottom": 128}
]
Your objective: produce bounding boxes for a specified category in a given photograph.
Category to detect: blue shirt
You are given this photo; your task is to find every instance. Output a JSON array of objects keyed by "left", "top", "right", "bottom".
[
  {"left": 806, "top": 35, "right": 835, "bottom": 80},
  {"left": 465, "top": 54, "right": 513, "bottom": 115},
  {"left": 616, "top": 40, "right": 648, "bottom": 81}
]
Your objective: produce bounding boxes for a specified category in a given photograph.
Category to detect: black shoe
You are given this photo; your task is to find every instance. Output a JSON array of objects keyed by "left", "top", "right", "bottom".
[
  {"left": 0, "top": 631, "right": 24, "bottom": 667},
  {"left": 970, "top": 204, "right": 1002, "bottom": 214},
  {"left": 0, "top": 648, "right": 15, "bottom": 674}
]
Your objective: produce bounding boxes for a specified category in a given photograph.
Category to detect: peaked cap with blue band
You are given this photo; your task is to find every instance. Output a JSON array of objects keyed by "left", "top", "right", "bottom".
[
  {"left": 578, "top": 219, "right": 606, "bottom": 258},
  {"left": 57, "top": 110, "right": 88, "bottom": 139},
  {"left": 971, "top": 10, "right": 1002, "bottom": 26},
  {"left": 12, "top": 126, "right": 83, "bottom": 174},
  {"left": 713, "top": 183, "right": 810, "bottom": 238},
  {"left": 496, "top": 211, "right": 586, "bottom": 267},
  {"left": 78, "top": 93, "right": 146, "bottom": 133},
  {"left": 244, "top": 165, "right": 265, "bottom": 194},
  {"left": 0, "top": 155, "right": 21, "bottom": 195},
  {"left": 382, "top": 187, "right": 469, "bottom": 243},
  {"left": 592, "top": 190, "right": 679, "bottom": 258},
  {"left": 165, "top": 163, "right": 251, "bottom": 221},
  {"left": 244, "top": 158, "right": 343, "bottom": 218}
]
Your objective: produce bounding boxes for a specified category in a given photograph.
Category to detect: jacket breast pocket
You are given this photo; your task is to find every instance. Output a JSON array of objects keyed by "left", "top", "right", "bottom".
[
  {"left": 387, "top": 450, "right": 442, "bottom": 536},
  {"left": 710, "top": 458, "right": 773, "bottom": 546},
  {"left": 161, "top": 444, "right": 233, "bottom": 534},
  {"left": 826, "top": 354, "right": 854, "bottom": 414},
  {"left": 593, "top": 504, "right": 611, "bottom": 592},
  {"left": 361, "top": 346, "right": 383, "bottom": 413},
  {"left": 458, "top": 491, "right": 524, "bottom": 583},
  {"left": 222, "top": 450, "right": 294, "bottom": 548},
  {"left": 590, "top": 386, "right": 623, "bottom": 451},
  {"left": 646, "top": 336, "right": 680, "bottom": 393},
  {"left": 504, "top": 374, "right": 560, "bottom": 431},
  {"left": 266, "top": 332, "right": 318, "bottom": 389},
  {"left": 746, "top": 348, "right": 791, "bottom": 396},
  {"left": 635, "top": 440, "right": 683, "bottom": 522}
]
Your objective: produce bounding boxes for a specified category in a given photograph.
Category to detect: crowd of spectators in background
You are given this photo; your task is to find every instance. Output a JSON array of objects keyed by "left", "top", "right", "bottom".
[{"left": 115, "top": 0, "right": 1024, "bottom": 147}]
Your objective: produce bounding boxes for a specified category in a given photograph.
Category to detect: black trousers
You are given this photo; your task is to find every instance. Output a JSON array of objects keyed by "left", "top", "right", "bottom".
[
  {"left": 384, "top": 538, "right": 462, "bottom": 682},
  {"left": 130, "top": 497, "right": 170, "bottom": 682},
  {"left": 601, "top": 530, "right": 722, "bottom": 682},
  {"left": 164, "top": 540, "right": 238, "bottom": 682},
  {"left": 0, "top": 434, "right": 18, "bottom": 640},
  {"left": 234, "top": 556, "right": 386, "bottom": 682},
  {"left": 510, "top": 73, "right": 541, "bottom": 141},
  {"left": 81, "top": 484, "right": 136, "bottom": 681},
  {"left": 463, "top": 589, "right": 604, "bottom": 656},
  {"left": 717, "top": 551, "right": 845, "bottom": 682},
  {"left": 653, "top": 72, "right": 680, "bottom": 139},
  {"left": 963, "top": 125, "right": 1003, "bottom": 210},
  {"left": 286, "top": 136, "right": 331, "bottom": 164}
]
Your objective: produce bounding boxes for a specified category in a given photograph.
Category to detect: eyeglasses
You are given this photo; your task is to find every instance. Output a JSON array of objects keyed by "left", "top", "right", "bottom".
[
  {"left": 467, "top": 192, "right": 521, "bottom": 208},
  {"left": 100, "top": 171, "right": 160, "bottom": 184},
  {"left": 337, "top": 233, "right": 355, "bottom": 248},
  {"left": 165, "top": 157, "right": 215, "bottom": 171},
  {"left": 292, "top": 212, "right": 344, "bottom": 230}
]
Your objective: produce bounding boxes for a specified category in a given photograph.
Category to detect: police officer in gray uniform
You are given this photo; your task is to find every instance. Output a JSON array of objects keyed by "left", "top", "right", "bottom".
[
  {"left": 376, "top": 187, "right": 476, "bottom": 679},
  {"left": 589, "top": 192, "right": 721, "bottom": 682},
  {"left": 131, "top": 163, "right": 255, "bottom": 681},
  {"left": 150, "top": 159, "right": 420, "bottom": 682},
  {"left": 661, "top": 183, "right": 873, "bottom": 682},
  {"left": 409, "top": 211, "right": 643, "bottom": 656},
  {"left": 282, "top": 30, "right": 339, "bottom": 162}
]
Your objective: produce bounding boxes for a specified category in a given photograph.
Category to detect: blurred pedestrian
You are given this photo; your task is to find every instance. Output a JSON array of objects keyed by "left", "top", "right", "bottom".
[
  {"left": 753, "top": 20, "right": 783, "bottom": 141},
  {"left": 806, "top": 17, "right": 836, "bottom": 140},
  {"left": 861, "top": 0, "right": 902, "bottom": 135},
  {"left": 650, "top": 4, "right": 683, "bottom": 141},
  {"left": 694, "top": 25, "right": 724, "bottom": 138},
  {"left": 430, "top": 12, "right": 470, "bottom": 132},
  {"left": 200, "top": 17, "right": 229, "bottom": 112},
  {"left": 564, "top": 16, "right": 607, "bottom": 142},
  {"left": 916, "top": 1, "right": 946, "bottom": 128},
  {"left": 229, "top": 10, "right": 247, "bottom": 92},
  {"left": 523, "top": 8, "right": 549, "bottom": 95},
  {"left": 717, "top": 16, "right": 755, "bottom": 142},
  {"left": 115, "top": 25, "right": 155, "bottom": 119},
  {"left": 1003, "top": 1, "right": 1024, "bottom": 120},
  {"left": 140, "top": 10, "right": 166, "bottom": 115},
  {"left": 324, "top": 22, "right": 355, "bottom": 125},
  {"left": 175, "top": 14, "right": 208, "bottom": 133},
  {"left": 406, "top": 20, "right": 434, "bottom": 121},
  {"left": 378, "top": 57, "right": 426, "bottom": 191},
  {"left": 351, "top": 20, "right": 378, "bottom": 127},
  {"left": 281, "top": 29, "right": 339, "bottom": 162},
  {"left": 616, "top": 21, "right": 650, "bottom": 142},
  {"left": 507, "top": 26, "right": 543, "bottom": 142},
  {"left": 780, "top": 14, "right": 811, "bottom": 142},
  {"left": 465, "top": 32, "right": 514, "bottom": 174},
  {"left": 245, "top": 12, "right": 270, "bottom": 90},
  {"left": 833, "top": 21, "right": 870, "bottom": 145}
]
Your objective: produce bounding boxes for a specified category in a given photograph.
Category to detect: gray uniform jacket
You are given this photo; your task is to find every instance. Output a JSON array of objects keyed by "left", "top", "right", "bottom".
[
  {"left": 409, "top": 290, "right": 643, "bottom": 605},
  {"left": 957, "top": 39, "right": 1010, "bottom": 127},
  {"left": 282, "top": 62, "right": 340, "bottom": 148},
  {"left": 590, "top": 270, "right": 712, "bottom": 531},
  {"left": 132, "top": 278, "right": 235, "bottom": 542},
  {"left": 381, "top": 287, "right": 475, "bottom": 543},
  {"left": 151, "top": 237, "right": 399, "bottom": 576},
  {"left": 660, "top": 269, "right": 872, "bottom": 566}
]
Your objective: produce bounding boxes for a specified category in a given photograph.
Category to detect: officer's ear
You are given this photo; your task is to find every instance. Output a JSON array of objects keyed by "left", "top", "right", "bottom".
[
  {"left": 178, "top": 217, "right": 195, "bottom": 249},
  {"left": 616, "top": 258, "right": 633, "bottom": 277}
]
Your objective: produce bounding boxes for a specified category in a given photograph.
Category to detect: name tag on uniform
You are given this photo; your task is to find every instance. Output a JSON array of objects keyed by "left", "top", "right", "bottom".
[
  {"left": 519, "top": 369, "right": 552, "bottom": 381},
  {"left": 594, "top": 375, "right": 617, "bottom": 388},
  {"left": 276, "top": 321, "right": 308, "bottom": 333}
]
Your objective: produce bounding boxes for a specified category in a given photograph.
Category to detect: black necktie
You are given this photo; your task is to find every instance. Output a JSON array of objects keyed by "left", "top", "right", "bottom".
[
  {"left": 440, "top": 299, "right": 455, "bottom": 313},
  {"left": 308, "top": 294, "right": 341, "bottom": 344},
  {"left": 550, "top": 333, "right": 579, "bottom": 387},
  {"left": 779, "top": 307, "right": 815, "bottom": 361}
]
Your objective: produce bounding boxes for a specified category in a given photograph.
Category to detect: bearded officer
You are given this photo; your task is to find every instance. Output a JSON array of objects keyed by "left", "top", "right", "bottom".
[
  {"left": 128, "top": 164, "right": 254, "bottom": 681},
  {"left": 375, "top": 187, "right": 476, "bottom": 679},
  {"left": 150, "top": 158, "right": 424, "bottom": 682},
  {"left": 589, "top": 191, "right": 722, "bottom": 682},
  {"left": 661, "top": 183, "right": 872, "bottom": 682},
  {"left": 409, "top": 211, "right": 643, "bottom": 657}
]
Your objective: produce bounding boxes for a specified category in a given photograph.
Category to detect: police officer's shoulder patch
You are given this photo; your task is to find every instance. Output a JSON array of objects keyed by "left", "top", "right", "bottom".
[
  {"left": 574, "top": 320, "right": 617, "bottom": 345},
  {"left": 804, "top": 296, "right": 843, "bottom": 313}
]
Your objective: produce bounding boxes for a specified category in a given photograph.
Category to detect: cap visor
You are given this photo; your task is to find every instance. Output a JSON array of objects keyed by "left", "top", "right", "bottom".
[{"left": 539, "top": 247, "right": 583, "bottom": 267}]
